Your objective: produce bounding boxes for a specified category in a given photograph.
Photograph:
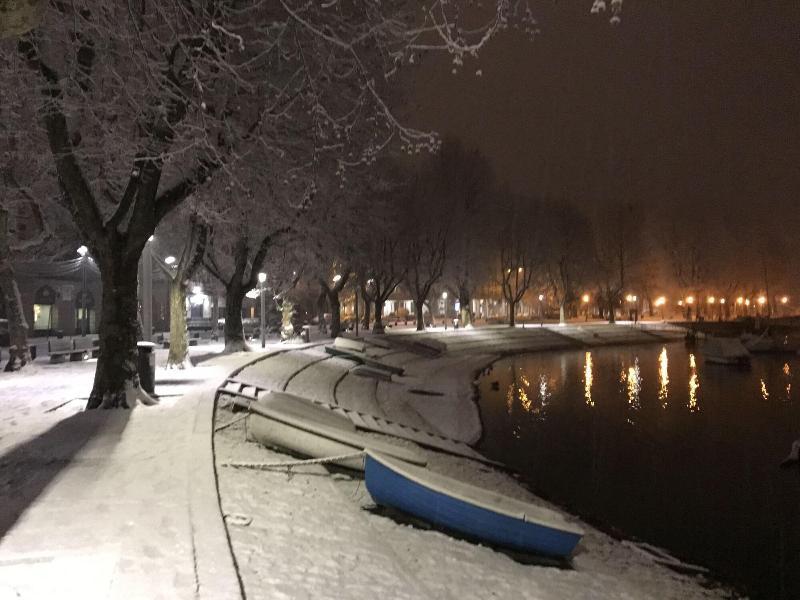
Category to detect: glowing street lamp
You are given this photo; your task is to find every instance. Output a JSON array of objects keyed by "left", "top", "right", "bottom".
[
  {"left": 745, "top": 298, "right": 751, "bottom": 307},
  {"left": 781, "top": 296, "right": 789, "bottom": 304},
  {"left": 164, "top": 255, "right": 176, "bottom": 265},
  {"left": 332, "top": 274, "right": 342, "bottom": 283},
  {"left": 582, "top": 294, "right": 590, "bottom": 303},
  {"left": 707, "top": 296, "right": 715, "bottom": 304},
  {"left": 758, "top": 296, "right": 767, "bottom": 306},
  {"left": 736, "top": 297, "right": 744, "bottom": 305},
  {"left": 720, "top": 298, "right": 726, "bottom": 305}
]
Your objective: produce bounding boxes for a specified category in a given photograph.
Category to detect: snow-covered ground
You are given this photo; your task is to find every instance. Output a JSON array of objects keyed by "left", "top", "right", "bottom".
[{"left": 215, "top": 332, "right": 736, "bottom": 600}]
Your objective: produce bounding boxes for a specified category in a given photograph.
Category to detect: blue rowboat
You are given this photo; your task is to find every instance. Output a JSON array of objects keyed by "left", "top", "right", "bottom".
[{"left": 364, "top": 451, "right": 584, "bottom": 558}]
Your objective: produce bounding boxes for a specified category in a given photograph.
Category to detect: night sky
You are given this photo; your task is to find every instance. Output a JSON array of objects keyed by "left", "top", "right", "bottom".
[{"left": 407, "top": 2, "right": 800, "bottom": 278}]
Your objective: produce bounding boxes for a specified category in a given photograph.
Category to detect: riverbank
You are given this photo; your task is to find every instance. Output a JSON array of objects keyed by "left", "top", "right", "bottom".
[{"left": 215, "top": 324, "right": 734, "bottom": 599}]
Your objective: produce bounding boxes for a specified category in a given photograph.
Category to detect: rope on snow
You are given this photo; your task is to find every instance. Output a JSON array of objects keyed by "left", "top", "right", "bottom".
[
  {"left": 214, "top": 413, "right": 249, "bottom": 432},
  {"left": 221, "top": 451, "right": 366, "bottom": 471}
]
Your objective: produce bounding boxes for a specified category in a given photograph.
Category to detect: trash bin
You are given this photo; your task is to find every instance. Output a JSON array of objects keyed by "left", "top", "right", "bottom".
[
  {"left": 301, "top": 325, "right": 311, "bottom": 343},
  {"left": 137, "top": 341, "right": 157, "bottom": 394}
]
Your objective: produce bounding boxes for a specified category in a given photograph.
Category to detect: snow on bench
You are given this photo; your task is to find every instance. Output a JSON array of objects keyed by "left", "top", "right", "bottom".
[
  {"left": 333, "top": 336, "right": 366, "bottom": 353},
  {"left": 48, "top": 336, "right": 97, "bottom": 362}
]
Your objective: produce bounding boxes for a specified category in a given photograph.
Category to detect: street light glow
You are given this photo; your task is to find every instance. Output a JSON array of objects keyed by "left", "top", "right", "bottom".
[
  {"left": 332, "top": 274, "right": 341, "bottom": 282},
  {"left": 258, "top": 272, "right": 267, "bottom": 283},
  {"left": 736, "top": 297, "right": 744, "bottom": 305},
  {"left": 655, "top": 296, "right": 666, "bottom": 307},
  {"left": 758, "top": 296, "right": 767, "bottom": 305},
  {"left": 781, "top": 296, "right": 789, "bottom": 304},
  {"left": 165, "top": 255, "right": 176, "bottom": 265},
  {"left": 582, "top": 294, "right": 590, "bottom": 303},
  {"left": 686, "top": 296, "right": 694, "bottom": 304},
  {"left": 720, "top": 298, "right": 726, "bottom": 305},
  {"left": 707, "top": 296, "right": 715, "bottom": 304},
  {"left": 538, "top": 294, "right": 544, "bottom": 301},
  {"left": 745, "top": 298, "right": 751, "bottom": 306},
  {"left": 442, "top": 291, "right": 448, "bottom": 299},
  {"left": 77, "top": 245, "right": 88, "bottom": 257}
]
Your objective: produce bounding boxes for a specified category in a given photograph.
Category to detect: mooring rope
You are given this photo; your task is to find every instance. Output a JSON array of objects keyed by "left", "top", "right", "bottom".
[
  {"left": 221, "top": 451, "right": 366, "bottom": 471},
  {"left": 214, "top": 413, "right": 249, "bottom": 432}
]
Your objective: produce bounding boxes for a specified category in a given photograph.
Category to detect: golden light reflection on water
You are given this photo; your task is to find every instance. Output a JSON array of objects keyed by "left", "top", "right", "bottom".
[
  {"left": 627, "top": 359, "right": 642, "bottom": 410},
  {"left": 760, "top": 379, "right": 769, "bottom": 401},
  {"left": 658, "top": 347, "right": 669, "bottom": 408},
  {"left": 584, "top": 352, "right": 594, "bottom": 407},
  {"left": 688, "top": 353, "right": 700, "bottom": 412}
]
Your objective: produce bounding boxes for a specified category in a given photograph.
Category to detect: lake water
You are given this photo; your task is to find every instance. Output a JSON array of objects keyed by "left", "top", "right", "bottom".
[{"left": 476, "top": 343, "right": 800, "bottom": 599}]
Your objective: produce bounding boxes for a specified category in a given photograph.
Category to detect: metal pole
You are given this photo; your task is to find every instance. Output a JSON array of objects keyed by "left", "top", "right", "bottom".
[
  {"left": 81, "top": 256, "right": 87, "bottom": 335},
  {"left": 142, "top": 241, "right": 153, "bottom": 342},
  {"left": 260, "top": 281, "right": 266, "bottom": 349},
  {"left": 354, "top": 291, "right": 359, "bottom": 337}
]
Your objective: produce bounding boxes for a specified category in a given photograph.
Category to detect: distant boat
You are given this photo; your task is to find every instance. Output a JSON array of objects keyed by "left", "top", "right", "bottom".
[
  {"left": 703, "top": 337, "right": 751, "bottom": 366},
  {"left": 364, "top": 451, "right": 584, "bottom": 559},
  {"left": 780, "top": 440, "right": 800, "bottom": 470},
  {"left": 245, "top": 391, "right": 427, "bottom": 471},
  {"left": 741, "top": 331, "right": 795, "bottom": 353}
]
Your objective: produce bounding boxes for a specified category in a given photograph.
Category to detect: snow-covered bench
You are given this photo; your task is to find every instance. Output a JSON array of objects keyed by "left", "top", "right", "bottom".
[
  {"left": 333, "top": 336, "right": 366, "bottom": 353},
  {"left": 48, "top": 337, "right": 96, "bottom": 362},
  {"left": 72, "top": 336, "right": 97, "bottom": 359}
]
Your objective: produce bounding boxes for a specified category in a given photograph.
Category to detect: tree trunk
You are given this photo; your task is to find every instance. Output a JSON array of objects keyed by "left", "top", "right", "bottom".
[
  {"left": 508, "top": 300, "right": 516, "bottom": 327},
  {"left": 224, "top": 285, "right": 248, "bottom": 352},
  {"left": 607, "top": 291, "right": 616, "bottom": 324},
  {"left": 329, "top": 293, "right": 342, "bottom": 338},
  {"left": 559, "top": 302, "right": 567, "bottom": 325},
  {"left": 361, "top": 287, "right": 372, "bottom": 329},
  {"left": 87, "top": 259, "right": 147, "bottom": 409},
  {"left": 458, "top": 285, "right": 472, "bottom": 327},
  {"left": 0, "top": 209, "right": 30, "bottom": 371},
  {"left": 373, "top": 299, "right": 385, "bottom": 334},
  {"left": 166, "top": 279, "right": 190, "bottom": 368},
  {"left": 414, "top": 297, "right": 425, "bottom": 331},
  {"left": 0, "top": 263, "right": 30, "bottom": 372}
]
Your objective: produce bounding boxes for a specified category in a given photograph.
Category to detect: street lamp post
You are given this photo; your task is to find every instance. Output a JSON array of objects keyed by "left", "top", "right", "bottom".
[
  {"left": 141, "top": 236, "right": 154, "bottom": 342},
  {"left": 77, "top": 245, "right": 88, "bottom": 335},
  {"left": 258, "top": 272, "right": 267, "bottom": 349}
]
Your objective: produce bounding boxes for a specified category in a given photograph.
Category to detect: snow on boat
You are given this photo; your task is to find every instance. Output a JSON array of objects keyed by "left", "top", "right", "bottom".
[
  {"left": 245, "top": 391, "right": 427, "bottom": 471},
  {"left": 364, "top": 451, "right": 584, "bottom": 558},
  {"left": 703, "top": 337, "right": 751, "bottom": 366}
]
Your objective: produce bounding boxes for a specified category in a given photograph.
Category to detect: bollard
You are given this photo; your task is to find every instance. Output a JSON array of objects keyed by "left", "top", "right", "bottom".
[{"left": 137, "top": 341, "right": 157, "bottom": 394}]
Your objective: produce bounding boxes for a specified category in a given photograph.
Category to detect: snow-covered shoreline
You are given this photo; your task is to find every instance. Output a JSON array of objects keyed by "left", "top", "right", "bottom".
[{"left": 215, "top": 329, "right": 736, "bottom": 600}]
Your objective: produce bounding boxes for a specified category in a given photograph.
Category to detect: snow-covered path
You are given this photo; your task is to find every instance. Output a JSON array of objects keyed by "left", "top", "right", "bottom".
[{"left": 0, "top": 346, "right": 262, "bottom": 600}]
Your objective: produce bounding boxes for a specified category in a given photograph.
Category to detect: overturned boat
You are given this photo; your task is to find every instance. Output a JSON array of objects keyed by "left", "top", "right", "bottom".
[
  {"left": 364, "top": 451, "right": 584, "bottom": 559},
  {"left": 243, "top": 391, "right": 427, "bottom": 471},
  {"left": 703, "top": 337, "right": 751, "bottom": 366}
]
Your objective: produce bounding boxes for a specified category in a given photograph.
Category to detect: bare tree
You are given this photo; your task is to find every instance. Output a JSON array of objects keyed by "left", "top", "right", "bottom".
[
  {"left": 153, "top": 216, "right": 208, "bottom": 368},
  {"left": 3, "top": 1, "right": 529, "bottom": 407}
]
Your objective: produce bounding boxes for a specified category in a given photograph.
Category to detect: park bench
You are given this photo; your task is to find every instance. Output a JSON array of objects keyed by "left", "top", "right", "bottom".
[
  {"left": 48, "top": 336, "right": 97, "bottom": 362},
  {"left": 72, "top": 336, "right": 96, "bottom": 360},
  {"left": 333, "top": 336, "right": 366, "bottom": 353},
  {"left": 324, "top": 345, "right": 405, "bottom": 376}
]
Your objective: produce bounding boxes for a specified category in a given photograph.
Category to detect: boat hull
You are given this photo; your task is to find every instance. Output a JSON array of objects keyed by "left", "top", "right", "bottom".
[{"left": 365, "top": 454, "right": 582, "bottom": 558}]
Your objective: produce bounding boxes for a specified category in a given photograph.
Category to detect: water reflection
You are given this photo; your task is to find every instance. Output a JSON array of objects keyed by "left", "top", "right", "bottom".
[
  {"left": 626, "top": 358, "right": 642, "bottom": 424},
  {"left": 478, "top": 345, "right": 800, "bottom": 600},
  {"left": 688, "top": 353, "right": 700, "bottom": 412},
  {"left": 584, "top": 352, "right": 594, "bottom": 407},
  {"left": 658, "top": 347, "right": 669, "bottom": 408}
]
